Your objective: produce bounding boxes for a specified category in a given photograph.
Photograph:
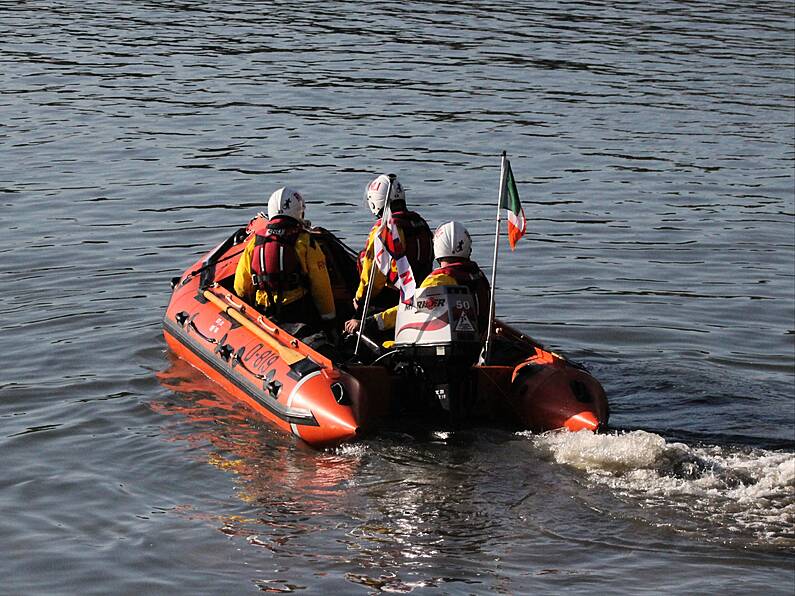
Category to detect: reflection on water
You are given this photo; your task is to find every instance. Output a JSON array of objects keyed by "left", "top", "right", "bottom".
[
  {"left": 156, "top": 356, "right": 362, "bottom": 501},
  {"left": 158, "top": 356, "right": 794, "bottom": 592}
]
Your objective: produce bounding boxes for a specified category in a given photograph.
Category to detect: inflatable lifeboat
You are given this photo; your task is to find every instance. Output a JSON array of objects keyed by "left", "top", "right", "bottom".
[{"left": 162, "top": 216, "right": 609, "bottom": 448}]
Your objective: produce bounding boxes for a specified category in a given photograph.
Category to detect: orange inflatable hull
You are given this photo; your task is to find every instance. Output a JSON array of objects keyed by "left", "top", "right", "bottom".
[{"left": 162, "top": 222, "right": 609, "bottom": 447}]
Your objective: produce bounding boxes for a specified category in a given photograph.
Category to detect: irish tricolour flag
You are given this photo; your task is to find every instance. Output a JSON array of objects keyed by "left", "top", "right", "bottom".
[{"left": 500, "top": 158, "right": 526, "bottom": 250}]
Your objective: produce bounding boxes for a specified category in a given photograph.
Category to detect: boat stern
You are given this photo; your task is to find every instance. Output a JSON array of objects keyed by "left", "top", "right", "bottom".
[
  {"left": 511, "top": 364, "right": 609, "bottom": 433},
  {"left": 286, "top": 370, "right": 361, "bottom": 447}
]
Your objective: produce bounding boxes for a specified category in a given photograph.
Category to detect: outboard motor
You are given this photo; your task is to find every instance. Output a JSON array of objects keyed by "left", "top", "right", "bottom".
[{"left": 392, "top": 285, "right": 481, "bottom": 420}]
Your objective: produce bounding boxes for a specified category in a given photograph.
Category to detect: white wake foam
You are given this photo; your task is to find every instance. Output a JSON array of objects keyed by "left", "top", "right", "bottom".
[{"left": 531, "top": 429, "right": 795, "bottom": 547}]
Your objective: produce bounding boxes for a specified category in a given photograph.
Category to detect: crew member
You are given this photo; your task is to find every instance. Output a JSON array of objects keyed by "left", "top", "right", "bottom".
[
  {"left": 345, "top": 221, "right": 490, "bottom": 335},
  {"left": 353, "top": 173, "right": 434, "bottom": 310},
  {"left": 234, "top": 187, "right": 336, "bottom": 328}
]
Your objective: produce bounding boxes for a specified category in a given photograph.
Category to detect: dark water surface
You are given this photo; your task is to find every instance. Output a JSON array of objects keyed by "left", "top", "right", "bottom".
[{"left": 2, "top": 1, "right": 793, "bottom": 593}]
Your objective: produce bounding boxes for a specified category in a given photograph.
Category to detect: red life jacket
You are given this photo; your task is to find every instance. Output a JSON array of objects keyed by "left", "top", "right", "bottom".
[
  {"left": 250, "top": 217, "right": 306, "bottom": 296},
  {"left": 434, "top": 260, "right": 491, "bottom": 332}
]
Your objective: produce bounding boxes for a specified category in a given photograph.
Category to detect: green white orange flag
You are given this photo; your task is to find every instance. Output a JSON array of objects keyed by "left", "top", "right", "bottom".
[{"left": 500, "top": 158, "right": 526, "bottom": 250}]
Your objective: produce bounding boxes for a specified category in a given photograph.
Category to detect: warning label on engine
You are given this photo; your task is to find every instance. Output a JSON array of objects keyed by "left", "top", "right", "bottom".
[{"left": 455, "top": 312, "right": 475, "bottom": 332}]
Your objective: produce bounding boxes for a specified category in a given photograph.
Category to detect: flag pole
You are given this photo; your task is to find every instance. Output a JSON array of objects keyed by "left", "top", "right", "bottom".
[
  {"left": 354, "top": 174, "right": 394, "bottom": 357},
  {"left": 483, "top": 151, "right": 507, "bottom": 364}
]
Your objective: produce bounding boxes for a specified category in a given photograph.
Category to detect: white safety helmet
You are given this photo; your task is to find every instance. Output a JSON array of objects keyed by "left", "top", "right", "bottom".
[
  {"left": 433, "top": 221, "right": 472, "bottom": 259},
  {"left": 267, "top": 186, "right": 305, "bottom": 221},
  {"left": 363, "top": 174, "right": 405, "bottom": 216}
]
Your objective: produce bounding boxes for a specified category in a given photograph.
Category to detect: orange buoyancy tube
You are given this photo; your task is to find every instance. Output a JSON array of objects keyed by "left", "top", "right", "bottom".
[
  {"left": 164, "top": 275, "right": 359, "bottom": 446},
  {"left": 508, "top": 345, "right": 608, "bottom": 433}
]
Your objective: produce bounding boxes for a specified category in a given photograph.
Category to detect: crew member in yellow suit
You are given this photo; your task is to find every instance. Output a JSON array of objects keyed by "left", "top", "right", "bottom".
[
  {"left": 345, "top": 221, "right": 490, "bottom": 336},
  {"left": 234, "top": 186, "right": 335, "bottom": 328},
  {"left": 353, "top": 173, "right": 433, "bottom": 311}
]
